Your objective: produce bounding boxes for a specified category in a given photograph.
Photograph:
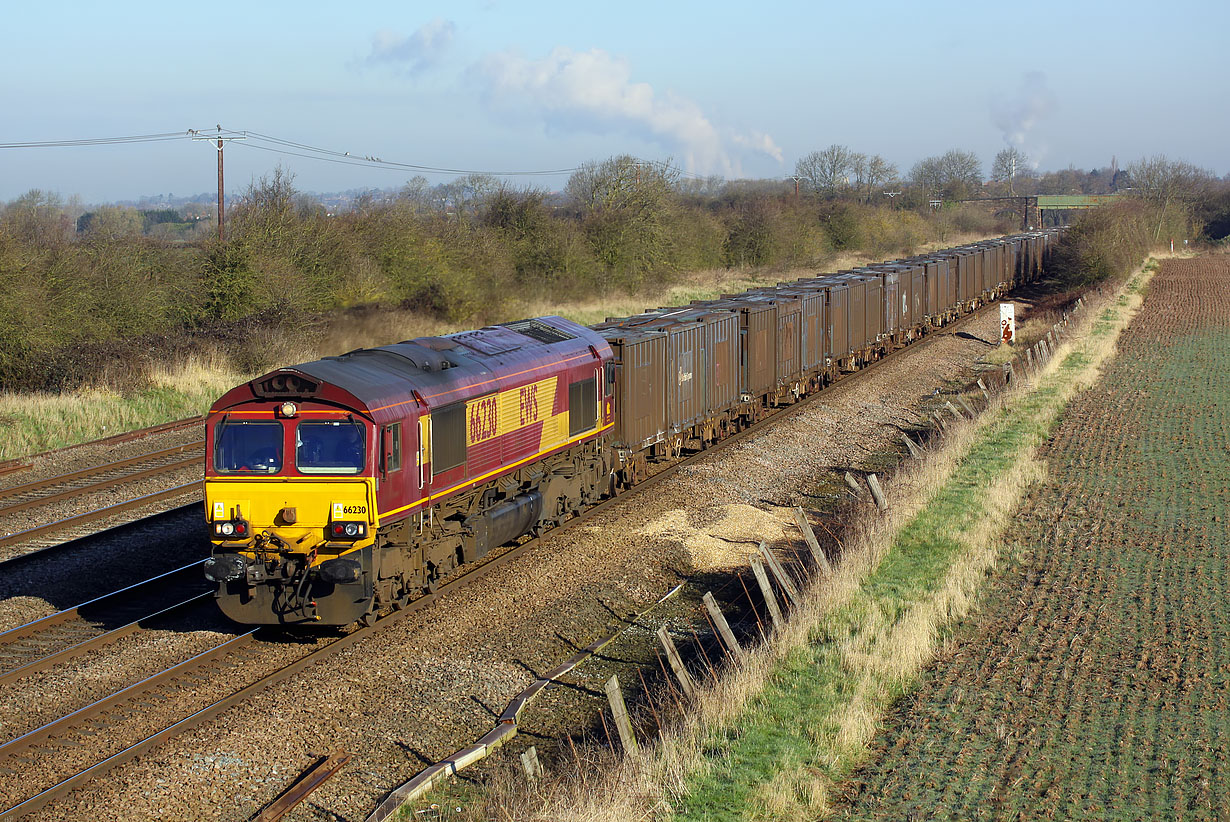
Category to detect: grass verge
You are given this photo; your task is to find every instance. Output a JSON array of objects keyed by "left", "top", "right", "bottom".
[{"left": 493, "top": 260, "right": 1155, "bottom": 821}]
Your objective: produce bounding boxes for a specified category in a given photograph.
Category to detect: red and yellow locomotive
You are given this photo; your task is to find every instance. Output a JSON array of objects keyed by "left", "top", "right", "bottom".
[{"left": 203, "top": 317, "right": 615, "bottom": 625}]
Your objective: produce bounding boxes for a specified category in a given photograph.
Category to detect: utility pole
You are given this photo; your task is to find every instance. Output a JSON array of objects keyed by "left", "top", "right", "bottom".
[
  {"left": 191, "top": 127, "right": 246, "bottom": 242},
  {"left": 788, "top": 175, "right": 803, "bottom": 197}
]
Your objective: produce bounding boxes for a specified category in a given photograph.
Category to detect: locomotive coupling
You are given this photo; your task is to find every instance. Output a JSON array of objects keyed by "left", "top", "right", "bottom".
[{"left": 203, "top": 553, "right": 247, "bottom": 583}]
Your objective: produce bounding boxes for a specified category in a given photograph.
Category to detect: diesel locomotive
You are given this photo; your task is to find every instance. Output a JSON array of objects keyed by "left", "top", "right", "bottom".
[{"left": 203, "top": 230, "right": 1062, "bottom": 625}]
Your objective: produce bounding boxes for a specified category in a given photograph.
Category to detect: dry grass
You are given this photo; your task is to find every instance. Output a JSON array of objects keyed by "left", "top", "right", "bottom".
[{"left": 438, "top": 258, "right": 1155, "bottom": 821}]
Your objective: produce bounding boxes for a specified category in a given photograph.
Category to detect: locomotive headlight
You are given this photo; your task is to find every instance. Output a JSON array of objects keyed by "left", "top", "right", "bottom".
[
  {"left": 328, "top": 521, "right": 367, "bottom": 540},
  {"left": 220, "top": 522, "right": 235, "bottom": 536},
  {"left": 279, "top": 401, "right": 298, "bottom": 418}
]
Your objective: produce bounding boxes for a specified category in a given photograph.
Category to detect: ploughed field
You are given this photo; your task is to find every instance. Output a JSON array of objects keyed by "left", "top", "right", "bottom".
[{"left": 839, "top": 256, "right": 1230, "bottom": 820}]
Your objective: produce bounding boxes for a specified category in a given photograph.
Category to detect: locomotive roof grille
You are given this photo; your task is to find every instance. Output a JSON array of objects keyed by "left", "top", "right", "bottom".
[{"left": 499, "top": 318, "right": 576, "bottom": 344}]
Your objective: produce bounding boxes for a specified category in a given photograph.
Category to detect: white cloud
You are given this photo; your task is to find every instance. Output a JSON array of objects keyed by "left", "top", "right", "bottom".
[
  {"left": 363, "top": 19, "right": 456, "bottom": 74},
  {"left": 474, "top": 47, "right": 781, "bottom": 176}
]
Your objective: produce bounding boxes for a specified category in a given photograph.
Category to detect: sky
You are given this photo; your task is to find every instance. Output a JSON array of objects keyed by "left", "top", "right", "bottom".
[{"left": 1, "top": 0, "right": 1227, "bottom": 203}]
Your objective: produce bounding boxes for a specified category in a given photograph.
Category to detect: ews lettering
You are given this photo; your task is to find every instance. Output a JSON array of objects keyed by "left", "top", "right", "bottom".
[
  {"left": 469, "top": 396, "right": 498, "bottom": 444},
  {"left": 518, "top": 385, "right": 540, "bottom": 425}
]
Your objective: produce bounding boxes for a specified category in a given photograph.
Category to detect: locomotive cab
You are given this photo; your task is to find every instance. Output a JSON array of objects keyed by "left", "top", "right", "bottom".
[{"left": 204, "top": 389, "right": 392, "bottom": 625}]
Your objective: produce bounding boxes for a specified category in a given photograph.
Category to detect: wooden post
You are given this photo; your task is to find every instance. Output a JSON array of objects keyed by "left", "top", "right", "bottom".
[
  {"left": 866, "top": 473, "right": 888, "bottom": 511},
  {"left": 793, "top": 506, "right": 832, "bottom": 576},
  {"left": 944, "top": 400, "right": 965, "bottom": 420},
  {"left": 656, "top": 626, "right": 695, "bottom": 699},
  {"left": 604, "top": 676, "right": 638, "bottom": 754},
  {"left": 1002, "top": 362, "right": 1011, "bottom": 383},
  {"left": 749, "top": 555, "right": 783, "bottom": 629},
  {"left": 976, "top": 378, "right": 991, "bottom": 402},
  {"left": 758, "top": 542, "right": 800, "bottom": 604},
  {"left": 520, "top": 746, "right": 543, "bottom": 780},
  {"left": 1025, "top": 346, "right": 1034, "bottom": 372},
  {"left": 933, "top": 410, "right": 947, "bottom": 431},
  {"left": 703, "top": 592, "right": 746, "bottom": 663},
  {"left": 1006, "top": 362, "right": 1017, "bottom": 383},
  {"left": 901, "top": 432, "right": 923, "bottom": 459},
  {"left": 956, "top": 396, "right": 977, "bottom": 418},
  {"left": 843, "top": 471, "right": 864, "bottom": 498}
]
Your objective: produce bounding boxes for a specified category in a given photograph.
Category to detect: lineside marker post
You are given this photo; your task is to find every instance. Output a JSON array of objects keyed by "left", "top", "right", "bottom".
[
  {"left": 520, "top": 746, "right": 543, "bottom": 781},
  {"left": 703, "top": 593, "right": 746, "bottom": 663},
  {"left": 656, "top": 627, "right": 695, "bottom": 699},
  {"left": 866, "top": 474, "right": 889, "bottom": 512},
  {"left": 792, "top": 506, "right": 833, "bottom": 576},
  {"left": 604, "top": 676, "right": 638, "bottom": 755},
  {"left": 757, "top": 542, "right": 800, "bottom": 604},
  {"left": 749, "top": 555, "right": 783, "bottom": 630}
]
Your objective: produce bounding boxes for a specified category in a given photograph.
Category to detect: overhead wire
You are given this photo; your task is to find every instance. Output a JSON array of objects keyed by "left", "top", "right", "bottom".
[{"left": 0, "top": 126, "right": 718, "bottom": 183}]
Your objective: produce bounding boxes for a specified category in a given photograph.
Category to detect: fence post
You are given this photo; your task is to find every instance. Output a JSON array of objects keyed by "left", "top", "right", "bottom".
[
  {"left": 976, "top": 379, "right": 991, "bottom": 402},
  {"left": 956, "top": 396, "right": 977, "bottom": 418},
  {"left": 656, "top": 626, "right": 695, "bottom": 699},
  {"left": 866, "top": 474, "right": 888, "bottom": 512},
  {"left": 758, "top": 542, "right": 800, "bottom": 604},
  {"left": 793, "top": 506, "right": 832, "bottom": 576},
  {"left": 604, "top": 676, "right": 638, "bottom": 754},
  {"left": 750, "top": 555, "right": 783, "bottom": 630},
  {"left": 703, "top": 592, "right": 746, "bottom": 663},
  {"left": 520, "top": 746, "right": 543, "bottom": 781},
  {"left": 901, "top": 432, "right": 923, "bottom": 459}
]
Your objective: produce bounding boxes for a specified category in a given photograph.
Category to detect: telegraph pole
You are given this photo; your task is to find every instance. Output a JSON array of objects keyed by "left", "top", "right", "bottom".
[
  {"left": 788, "top": 175, "right": 803, "bottom": 197},
  {"left": 191, "top": 127, "right": 246, "bottom": 241}
]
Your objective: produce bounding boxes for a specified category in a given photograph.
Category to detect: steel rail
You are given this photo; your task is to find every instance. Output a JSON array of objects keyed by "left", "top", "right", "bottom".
[
  {"left": 0, "top": 442, "right": 203, "bottom": 510},
  {"left": 0, "top": 481, "right": 202, "bottom": 553},
  {"left": 0, "top": 416, "right": 203, "bottom": 479},
  {"left": 0, "top": 302, "right": 1002, "bottom": 819},
  {"left": 0, "top": 563, "right": 211, "bottom": 687}
]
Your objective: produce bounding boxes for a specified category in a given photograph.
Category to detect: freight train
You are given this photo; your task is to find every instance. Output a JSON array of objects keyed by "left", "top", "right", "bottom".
[{"left": 203, "top": 230, "right": 1062, "bottom": 625}]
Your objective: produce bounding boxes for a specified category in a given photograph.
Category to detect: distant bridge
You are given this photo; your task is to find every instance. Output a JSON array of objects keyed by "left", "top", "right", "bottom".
[{"left": 956, "top": 193, "right": 1124, "bottom": 229}]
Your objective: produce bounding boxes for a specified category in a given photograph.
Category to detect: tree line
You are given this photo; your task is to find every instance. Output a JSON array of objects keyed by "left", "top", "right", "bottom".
[{"left": 0, "top": 149, "right": 1223, "bottom": 392}]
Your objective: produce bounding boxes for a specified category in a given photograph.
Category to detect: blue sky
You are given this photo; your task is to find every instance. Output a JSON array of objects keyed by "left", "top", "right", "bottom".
[{"left": 2, "top": 0, "right": 1226, "bottom": 202}]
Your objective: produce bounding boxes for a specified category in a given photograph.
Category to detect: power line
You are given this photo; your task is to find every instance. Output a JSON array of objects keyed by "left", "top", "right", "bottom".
[
  {"left": 0, "top": 131, "right": 191, "bottom": 149},
  {"left": 0, "top": 125, "right": 722, "bottom": 183}
]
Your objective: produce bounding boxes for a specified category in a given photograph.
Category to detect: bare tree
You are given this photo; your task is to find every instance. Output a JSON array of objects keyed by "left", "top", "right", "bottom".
[
  {"left": 992, "top": 147, "right": 1035, "bottom": 195},
  {"left": 911, "top": 150, "right": 982, "bottom": 201},
  {"left": 795, "top": 145, "right": 855, "bottom": 196},
  {"left": 1128, "top": 155, "right": 1214, "bottom": 240}
]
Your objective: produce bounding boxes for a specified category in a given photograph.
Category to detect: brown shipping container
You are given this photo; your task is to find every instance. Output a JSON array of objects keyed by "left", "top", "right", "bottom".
[
  {"left": 593, "top": 325, "right": 667, "bottom": 451},
  {"left": 695, "top": 299, "right": 776, "bottom": 399},
  {"left": 830, "top": 274, "right": 869, "bottom": 351},
  {"left": 771, "top": 290, "right": 826, "bottom": 375},
  {"left": 793, "top": 278, "right": 848, "bottom": 364}
]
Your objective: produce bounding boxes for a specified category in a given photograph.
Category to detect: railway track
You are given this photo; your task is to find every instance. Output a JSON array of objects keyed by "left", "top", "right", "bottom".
[
  {"left": 0, "top": 304, "right": 999, "bottom": 819},
  {"left": 0, "top": 562, "right": 211, "bottom": 688},
  {"left": 0, "top": 440, "right": 204, "bottom": 561},
  {"left": 0, "top": 416, "right": 203, "bottom": 479}
]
